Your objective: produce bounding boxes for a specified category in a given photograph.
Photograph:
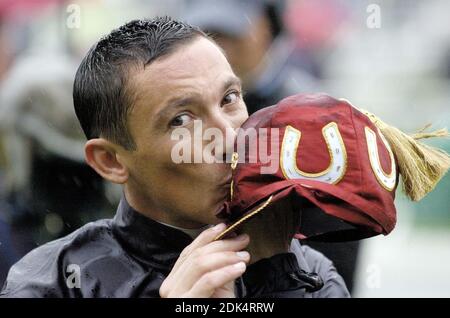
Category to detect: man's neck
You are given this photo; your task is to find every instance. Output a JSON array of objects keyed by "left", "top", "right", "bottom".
[{"left": 123, "top": 185, "right": 207, "bottom": 230}]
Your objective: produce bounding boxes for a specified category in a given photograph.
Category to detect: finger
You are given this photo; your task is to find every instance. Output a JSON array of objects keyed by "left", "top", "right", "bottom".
[
  {"left": 187, "top": 262, "right": 247, "bottom": 298},
  {"left": 170, "top": 223, "right": 227, "bottom": 274},
  {"left": 186, "top": 250, "right": 250, "bottom": 283},
  {"left": 189, "top": 223, "right": 227, "bottom": 250},
  {"left": 197, "top": 251, "right": 251, "bottom": 270},
  {"left": 212, "top": 280, "right": 236, "bottom": 298},
  {"left": 198, "top": 234, "right": 250, "bottom": 256},
  {"left": 181, "top": 223, "right": 227, "bottom": 258},
  {"left": 167, "top": 248, "right": 250, "bottom": 295},
  {"left": 162, "top": 223, "right": 233, "bottom": 291}
]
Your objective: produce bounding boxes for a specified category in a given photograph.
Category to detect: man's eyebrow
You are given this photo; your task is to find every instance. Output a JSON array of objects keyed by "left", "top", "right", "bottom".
[
  {"left": 166, "top": 95, "right": 197, "bottom": 109},
  {"left": 153, "top": 76, "right": 242, "bottom": 124},
  {"left": 223, "top": 76, "right": 242, "bottom": 91},
  {"left": 154, "top": 94, "right": 198, "bottom": 123}
]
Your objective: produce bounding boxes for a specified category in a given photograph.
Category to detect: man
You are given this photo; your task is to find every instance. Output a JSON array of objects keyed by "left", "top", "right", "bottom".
[{"left": 0, "top": 17, "right": 348, "bottom": 298}]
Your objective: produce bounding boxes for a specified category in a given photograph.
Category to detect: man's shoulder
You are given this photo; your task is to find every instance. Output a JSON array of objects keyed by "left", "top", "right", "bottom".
[
  {"left": 0, "top": 219, "right": 121, "bottom": 297},
  {"left": 21, "top": 218, "right": 115, "bottom": 262}
]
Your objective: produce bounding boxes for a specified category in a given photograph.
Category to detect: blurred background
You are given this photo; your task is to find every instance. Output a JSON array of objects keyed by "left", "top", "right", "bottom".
[{"left": 0, "top": 0, "right": 449, "bottom": 297}]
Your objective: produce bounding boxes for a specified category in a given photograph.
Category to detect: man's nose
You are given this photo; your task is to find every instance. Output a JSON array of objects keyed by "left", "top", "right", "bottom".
[{"left": 207, "top": 112, "right": 237, "bottom": 162}]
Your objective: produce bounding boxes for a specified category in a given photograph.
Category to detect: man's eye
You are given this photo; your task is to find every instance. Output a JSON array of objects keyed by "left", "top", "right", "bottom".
[
  {"left": 170, "top": 114, "right": 193, "bottom": 127},
  {"left": 221, "top": 91, "right": 240, "bottom": 107}
]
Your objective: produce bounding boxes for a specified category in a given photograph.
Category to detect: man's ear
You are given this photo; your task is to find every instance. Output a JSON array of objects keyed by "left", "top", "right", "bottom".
[{"left": 85, "top": 138, "right": 129, "bottom": 184}]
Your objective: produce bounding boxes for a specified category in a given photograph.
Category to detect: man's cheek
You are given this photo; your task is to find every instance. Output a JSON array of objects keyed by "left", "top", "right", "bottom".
[
  {"left": 169, "top": 129, "right": 201, "bottom": 164},
  {"left": 232, "top": 107, "right": 249, "bottom": 128}
]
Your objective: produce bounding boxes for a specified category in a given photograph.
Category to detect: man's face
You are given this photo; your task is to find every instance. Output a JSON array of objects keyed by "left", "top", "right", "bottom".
[{"left": 120, "top": 37, "right": 248, "bottom": 228}]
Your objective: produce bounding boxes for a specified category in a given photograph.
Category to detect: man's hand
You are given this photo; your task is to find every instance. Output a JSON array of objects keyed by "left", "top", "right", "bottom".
[{"left": 159, "top": 223, "right": 250, "bottom": 298}]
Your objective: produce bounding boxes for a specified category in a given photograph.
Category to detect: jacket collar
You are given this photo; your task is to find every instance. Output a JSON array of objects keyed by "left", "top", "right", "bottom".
[{"left": 112, "top": 197, "right": 194, "bottom": 274}]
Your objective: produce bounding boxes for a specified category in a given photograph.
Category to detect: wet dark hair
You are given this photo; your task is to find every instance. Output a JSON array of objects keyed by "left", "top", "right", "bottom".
[{"left": 73, "top": 17, "right": 208, "bottom": 150}]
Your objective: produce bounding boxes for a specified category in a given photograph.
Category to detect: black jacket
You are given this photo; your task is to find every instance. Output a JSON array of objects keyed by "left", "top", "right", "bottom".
[{"left": 0, "top": 198, "right": 350, "bottom": 298}]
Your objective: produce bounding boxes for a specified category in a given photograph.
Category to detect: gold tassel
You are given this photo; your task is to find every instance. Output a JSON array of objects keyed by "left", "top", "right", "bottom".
[{"left": 361, "top": 110, "right": 450, "bottom": 201}]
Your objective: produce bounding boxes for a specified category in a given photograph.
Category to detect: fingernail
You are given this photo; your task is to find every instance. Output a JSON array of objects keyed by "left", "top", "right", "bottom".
[
  {"left": 236, "top": 251, "right": 249, "bottom": 259},
  {"left": 236, "top": 234, "right": 249, "bottom": 241},
  {"left": 212, "top": 223, "right": 226, "bottom": 232},
  {"left": 233, "top": 262, "right": 246, "bottom": 271}
]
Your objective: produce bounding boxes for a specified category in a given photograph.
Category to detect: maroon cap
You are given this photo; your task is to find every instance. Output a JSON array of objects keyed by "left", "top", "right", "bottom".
[{"left": 215, "top": 93, "right": 399, "bottom": 241}]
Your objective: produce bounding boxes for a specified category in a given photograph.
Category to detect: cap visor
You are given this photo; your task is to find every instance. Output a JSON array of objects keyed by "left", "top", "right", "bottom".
[
  {"left": 214, "top": 195, "right": 273, "bottom": 241},
  {"left": 214, "top": 177, "right": 394, "bottom": 241}
]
